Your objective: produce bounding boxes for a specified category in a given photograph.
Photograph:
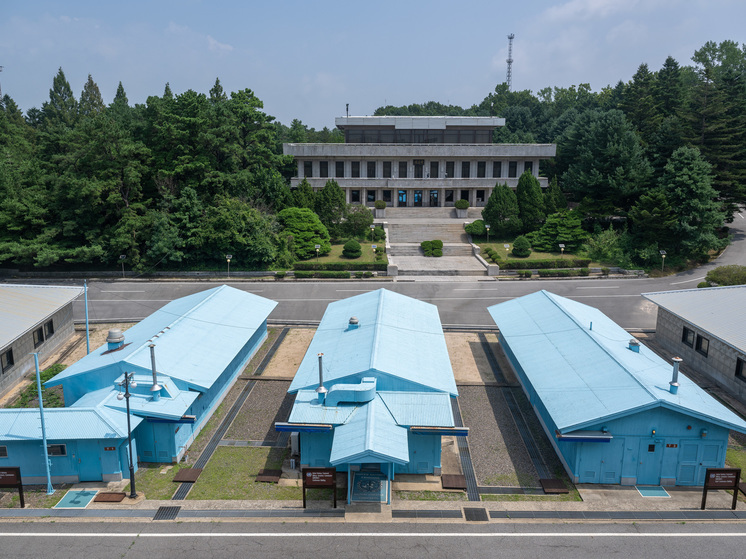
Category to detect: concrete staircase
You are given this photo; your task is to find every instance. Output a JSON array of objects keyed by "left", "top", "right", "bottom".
[
  {"left": 387, "top": 223, "right": 468, "bottom": 244},
  {"left": 383, "top": 207, "right": 483, "bottom": 220},
  {"left": 391, "top": 243, "right": 473, "bottom": 257}
]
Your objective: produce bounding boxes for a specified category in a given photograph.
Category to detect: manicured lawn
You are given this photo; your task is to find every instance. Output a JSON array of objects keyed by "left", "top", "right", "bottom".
[
  {"left": 301, "top": 242, "right": 386, "bottom": 265},
  {"left": 187, "top": 447, "right": 301, "bottom": 500},
  {"left": 124, "top": 463, "right": 188, "bottom": 500},
  {"left": 395, "top": 490, "right": 466, "bottom": 501}
]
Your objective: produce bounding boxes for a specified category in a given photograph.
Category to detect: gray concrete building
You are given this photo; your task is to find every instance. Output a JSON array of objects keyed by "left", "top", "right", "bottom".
[
  {"left": 283, "top": 116, "right": 556, "bottom": 208},
  {"left": 0, "top": 284, "right": 83, "bottom": 398},
  {"left": 643, "top": 286, "right": 746, "bottom": 406}
]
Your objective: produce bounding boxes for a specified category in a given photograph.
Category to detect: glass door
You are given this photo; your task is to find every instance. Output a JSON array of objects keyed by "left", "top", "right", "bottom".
[
  {"left": 429, "top": 190, "right": 439, "bottom": 207},
  {"left": 397, "top": 189, "right": 407, "bottom": 207}
]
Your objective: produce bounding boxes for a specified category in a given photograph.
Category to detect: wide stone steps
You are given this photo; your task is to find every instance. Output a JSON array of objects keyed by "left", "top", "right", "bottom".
[
  {"left": 383, "top": 207, "right": 483, "bottom": 219},
  {"left": 387, "top": 223, "right": 468, "bottom": 243},
  {"left": 396, "top": 267, "right": 486, "bottom": 277},
  {"left": 390, "top": 243, "right": 473, "bottom": 257}
]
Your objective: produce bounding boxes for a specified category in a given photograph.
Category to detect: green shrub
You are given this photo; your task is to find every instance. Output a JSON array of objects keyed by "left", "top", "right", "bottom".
[
  {"left": 372, "top": 226, "right": 386, "bottom": 242},
  {"left": 363, "top": 271, "right": 374, "bottom": 278},
  {"left": 491, "top": 253, "right": 501, "bottom": 262},
  {"left": 374, "top": 200, "right": 386, "bottom": 210},
  {"left": 432, "top": 239, "right": 443, "bottom": 249},
  {"left": 705, "top": 265, "right": 746, "bottom": 286},
  {"left": 355, "top": 271, "right": 364, "bottom": 278},
  {"left": 342, "top": 239, "right": 362, "bottom": 258},
  {"left": 512, "top": 235, "right": 532, "bottom": 257},
  {"left": 519, "top": 270, "right": 532, "bottom": 278},
  {"left": 501, "top": 258, "right": 591, "bottom": 270},
  {"left": 455, "top": 199, "right": 470, "bottom": 210},
  {"left": 432, "top": 249, "right": 443, "bottom": 257},
  {"left": 601, "top": 267, "right": 610, "bottom": 276},
  {"left": 318, "top": 271, "right": 351, "bottom": 278},
  {"left": 465, "top": 220, "right": 486, "bottom": 235},
  {"left": 274, "top": 271, "right": 286, "bottom": 280},
  {"left": 421, "top": 241, "right": 433, "bottom": 256},
  {"left": 294, "top": 261, "right": 386, "bottom": 271},
  {"left": 579, "top": 268, "right": 590, "bottom": 276},
  {"left": 294, "top": 270, "right": 314, "bottom": 278},
  {"left": 697, "top": 281, "right": 710, "bottom": 288},
  {"left": 277, "top": 207, "right": 331, "bottom": 260}
]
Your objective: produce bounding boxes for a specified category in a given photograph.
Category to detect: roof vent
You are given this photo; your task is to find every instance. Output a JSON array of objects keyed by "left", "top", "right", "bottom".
[
  {"left": 628, "top": 339, "right": 640, "bottom": 353},
  {"left": 149, "top": 343, "right": 162, "bottom": 402},
  {"left": 106, "top": 329, "right": 125, "bottom": 350},
  {"left": 669, "top": 357, "right": 682, "bottom": 395},
  {"left": 348, "top": 316, "right": 359, "bottom": 330},
  {"left": 316, "top": 353, "right": 327, "bottom": 404}
]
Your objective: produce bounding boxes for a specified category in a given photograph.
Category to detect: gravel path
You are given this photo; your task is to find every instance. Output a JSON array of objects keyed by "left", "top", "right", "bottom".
[{"left": 226, "top": 380, "right": 293, "bottom": 442}]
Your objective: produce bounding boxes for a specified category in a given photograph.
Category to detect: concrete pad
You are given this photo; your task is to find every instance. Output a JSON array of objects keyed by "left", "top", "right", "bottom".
[{"left": 447, "top": 332, "right": 485, "bottom": 383}]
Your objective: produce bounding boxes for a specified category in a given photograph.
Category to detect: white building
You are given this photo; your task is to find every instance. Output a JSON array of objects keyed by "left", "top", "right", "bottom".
[{"left": 283, "top": 116, "right": 556, "bottom": 208}]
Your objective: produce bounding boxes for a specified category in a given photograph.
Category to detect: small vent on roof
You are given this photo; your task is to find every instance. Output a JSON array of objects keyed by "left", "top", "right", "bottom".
[
  {"left": 348, "top": 316, "right": 359, "bottom": 330},
  {"left": 628, "top": 339, "right": 640, "bottom": 353},
  {"left": 670, "top": 357, "right": 682, "bottom": 395},
  {"left": 106, "top": 329, "right": 125, "bottom": 350}
]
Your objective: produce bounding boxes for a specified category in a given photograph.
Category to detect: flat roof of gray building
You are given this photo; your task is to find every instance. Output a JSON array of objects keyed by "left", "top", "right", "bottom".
[
  {"left": 643, "top": 285, "right": 746, "bottom": 351},
  {"left": 0, "top": 284, "right": 84, "bottom": 348},
  {"left": 335, "top": 116, "right": 506, "bottom": 129}
]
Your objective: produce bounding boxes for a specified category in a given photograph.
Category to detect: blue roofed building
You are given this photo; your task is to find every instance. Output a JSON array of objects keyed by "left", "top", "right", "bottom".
[
  {"left": 278, "top": 289, "right": 462, "bottom": 504},
  {"left": 0, "top": 285, "right": 276, "bottom": 484},
  {"left": 488, "top": 290, "right": 746, "bottom": 487}
]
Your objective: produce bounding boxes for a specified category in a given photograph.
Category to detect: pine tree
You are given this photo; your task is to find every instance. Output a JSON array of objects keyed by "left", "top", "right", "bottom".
[
  {"left": 481, "top": 183, "right": 521, "bottom": 237},
  {"left": 79, "top": 74, "right": 105, "bottom": 118},
  {"left": 515, "top": 171, "right": 545, "bottom": 233}
]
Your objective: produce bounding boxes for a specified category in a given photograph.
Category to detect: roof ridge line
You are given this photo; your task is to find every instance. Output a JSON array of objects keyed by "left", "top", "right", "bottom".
[
  {"left": 542, "top": 291, "right": 660, "bottom": 404},
  {"left": 368, "top": 289, "right": 385, "bottom": 372}
]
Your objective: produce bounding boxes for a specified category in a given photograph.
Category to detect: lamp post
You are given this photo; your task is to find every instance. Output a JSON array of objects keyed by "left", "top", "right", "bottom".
[
  {"left": 225, "top": 254, "right": 232, "bottom": 278},
  {"left": 559, "top": 243, "right": 565, "bottom": 259},
  {"left": 315, "top": 244, "right": 320, "bottom": 262},
  {"left": 119, "top": 254, "right": 126, "bottom": 279},
  {"left": 485, "top": 224, "right": 490, "bottom": 244},
  {"left": 660, "top": 250, "right": 667, "bottom": 272},
  {"left": 117, "top": 372, "right": 138, "bottom": 499},
  {"left": 504, "top": 243, "right": 510, "bottom": 258},
  {"left": 370, "top": 223, "right": 375, "bottom": 241}
]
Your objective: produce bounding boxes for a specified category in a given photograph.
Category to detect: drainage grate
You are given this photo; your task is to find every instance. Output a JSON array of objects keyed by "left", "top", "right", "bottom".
[
  {"left": 463, "top": 507, "right": 489, "bottom": 522},
  {"left": 172, "top": 482, "right": 193, "bottom": 500},
  {"left": 153, "top": 506, "right": 181, "bottom": 521},
  {"left": 450, "top": 398, "right": 480, "bottom": 502}
]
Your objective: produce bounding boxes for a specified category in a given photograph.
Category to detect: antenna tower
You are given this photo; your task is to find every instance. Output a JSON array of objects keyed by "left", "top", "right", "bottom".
[
  {"left": 0, "top": 66, "right": 3, "bottom": 98},
  {"left": 506, "top": 34, "right": 515, "bottom": 91}
]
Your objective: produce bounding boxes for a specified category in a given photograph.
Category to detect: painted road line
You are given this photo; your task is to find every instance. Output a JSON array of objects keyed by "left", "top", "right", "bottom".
[
  {"left": 0, "top": 532, "right": 745, "bottom": 538},
  {"left": 575, "top": 286, "right": 619, "bottom": 289},
  {"left": 100, "top": 290, "right": 146, "bottom": 293},
  {"left": 669, "top": 277, "right": 705, "bottom": 285}
]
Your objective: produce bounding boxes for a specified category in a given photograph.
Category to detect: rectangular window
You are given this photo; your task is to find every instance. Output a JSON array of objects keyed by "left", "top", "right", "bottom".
[
  {"left": 380, "top": 130, "right": 394, "bottom": 143},
  {"left": 446, "top": 161, "right": 455, "bottom": 178},
  {"left": 475, "top": 130, "right": 491, "bottom": 143},
  {"left": 460, "top": 130, "right": 475, "bottom": 143},
  {"left": 47, "top": 444, "right": 67, "bottom": 457},
  {"left": 351, "top": 161, "right": 360, "bottom": 178},
  {"left": 0, "top": 349, "right": 13, "bottom": 373},
  {"left": 461, "top": 161, "right": 471, "bottom": 178},
  {"left": 350, "top": 190, "right": 360, "bottom": 203},
  {"left": 445, "top": 190, "right": 454, "bottom": 202},
  {"left": 367, "top": 161, "right": 376, "bottom": 178},
  {"left": 524, "top": 161, "right": 533, "bottom": 174},
  {"left": 382, "top": 190, "right": 392, "bottom": 203},
  {"left": 319, "top": 161, "right": 329, "bottom": 178},
  {"left": 33, "top": 327, "right": 44, "bottom": 348},
  {"left": 736, "top": 358, "right": 746, "bottom": 382},
  {"left": 383, "top": 161, "right": 392, "bottom": 178},
  {"left": 303, "top": 161, "right": 312, "bottom": 178},
  {"left": 0, "top": 446, "right": 7, "bottom": 458},
  {"left": 682, "top": 327, "right": 695, "bottom": 347},
  {"left": 696, "top": 335, "right": 709, "bottom": 357},
  {"left": 367, "top": 190, "right": 376, "bottom": 203},
  {"left": 44, "top": 320, "right": 54, "bottom": 339},
  {"left": 399, "top": 161, "right": 408, "bottom": 178},
  {"left": 508, "top": 161, "right": 517, "bottom": 178},
  {"left": 335, "top": 161, "right": 344, "bottom": 178},
  {"left": 444, "top": 130, "right": 459, "bottom": 143},
  {"left": 493, "top": 161, "right": 502, "bottom": 178},
  {"left": 476, "top": 189, "right": 485, "bottom": 203},
  {"left": 430, "top": 161, "right": 439, "bottom": 178},
  {"left": 477, "top": 161, "right": 486, "bottom": 178}
]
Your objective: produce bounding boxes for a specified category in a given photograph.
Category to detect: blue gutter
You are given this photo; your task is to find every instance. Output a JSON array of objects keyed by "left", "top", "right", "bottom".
[{"left": 275, "top": 422, "right": 333, "bottom": 433}]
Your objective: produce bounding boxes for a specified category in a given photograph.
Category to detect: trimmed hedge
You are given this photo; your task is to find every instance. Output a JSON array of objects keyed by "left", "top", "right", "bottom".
[
  {"left": 294, "top": 261, "right": 386, "bottom": 271},
  {"left": 374, "top": 200, "right": 386, "bottom": 210},
  {"left": 274, "top": 271, "right": 286, "bottom": 279},
  {"left": 432, "top": 239, "right": 443, "bottom": 249},
  {"left": 342, "top": 239, "right": 362, "bottom": 258},
  {"left": 294, "top": 270, "right": 351, "bottom": 279},
  {"left": 455, "top": 199, "right": 470, "bottom": 210},
  {"left": 501, "top": 258, "right": 591, "bottom": 270},
  {"left": 538, "top": 269, "right": 590, "bottom": 277},
  {"left": 518, "top": 270, "right": 532, "bottom": 278}
]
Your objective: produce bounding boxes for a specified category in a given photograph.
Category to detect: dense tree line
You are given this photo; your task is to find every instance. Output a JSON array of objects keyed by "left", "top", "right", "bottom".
[{"left": 1, "top": 40, "right": 744, "bottom": 271}]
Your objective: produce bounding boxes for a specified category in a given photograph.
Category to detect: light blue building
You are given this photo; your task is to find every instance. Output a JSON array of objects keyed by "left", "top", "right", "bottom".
[
  {"left": 0, "top": 285, "right": 276, "bottom": 484},
  {"left": 277, "top": 289, "right": 462, "bottom": 504},
  {"left": 488, "top": 290, "right": 746, "bottom": 486}
]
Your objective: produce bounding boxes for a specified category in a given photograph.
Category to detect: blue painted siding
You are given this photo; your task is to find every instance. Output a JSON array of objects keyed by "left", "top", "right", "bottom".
[{"left": 398, "top": 433, "right": 441, "bottom": 474}]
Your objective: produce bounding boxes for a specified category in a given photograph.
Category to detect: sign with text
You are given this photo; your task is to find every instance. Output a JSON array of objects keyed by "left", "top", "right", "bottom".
[
  {"left": 701, "top": 467, "right": 740, "bottom": 510},
  {"left": 302, "top": 467, "right": 337, "bottom": 508},
  {"left": 0, "top": 467, "right": 24, "bottom": 508}
]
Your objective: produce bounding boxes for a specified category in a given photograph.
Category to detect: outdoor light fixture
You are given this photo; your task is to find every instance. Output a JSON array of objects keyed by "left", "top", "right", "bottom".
[
  {"left": 651, "top": 429, "right": 656, "bottom": 436},
  {"left": 117, "top": 372, "right": 138, "bottom": 499},
  {"left": 485, "top": 224, "right": 491, "bottom": 244},
  {"left": 701, "top": 429, "right": 708, "bottom": 438},
  {"left": 659, "top": 250, "right": 667, "bottom": 271},
  {"left": 119, "top": 254, "right": 126, "bottom": 278},
  {"left": 225, "top": 254, "right": 232, "bottom": 278},
  {"left": 559, "top": 243, "right": 565, "bottom": 258},
  {"left": 504, "top": 243, "right": 510, "bottom": 256},
  {"left": 315, "top": 244, "right": 321, "bottom": 261}
]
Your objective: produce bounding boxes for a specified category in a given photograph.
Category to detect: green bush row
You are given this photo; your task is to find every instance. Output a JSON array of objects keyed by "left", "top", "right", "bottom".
[
  {"left": 294, "top": 270, "right": 351, "bottom": 279},
  {"left": 294, "top": 261, "right": 387, "bottom": 271},
  {"left": 501, "top": 258, "right": 591, "bottom": 270},
  {"left": 537, "top": 268, "right": 591, "bottom": 277},
  {"left": 421, "top": 240, "right": 444, "bottom": 257},
  {"left": 354, "top": 271, "right": 375, "bottom": 278}
]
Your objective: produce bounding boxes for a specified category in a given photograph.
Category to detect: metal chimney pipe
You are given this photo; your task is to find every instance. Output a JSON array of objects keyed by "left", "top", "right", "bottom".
[
  {"left": 669, "top": 357, "right": 682, "bottom": 395},
  {"left": 316, "top": 353, "right": 327, "bottom": 404},
  {"left": 149, "top": 343, "right": 162, "bottom": 401}
]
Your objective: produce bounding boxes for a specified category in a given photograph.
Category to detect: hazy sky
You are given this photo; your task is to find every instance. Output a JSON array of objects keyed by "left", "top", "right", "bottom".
[{"left": 2, "top": 0, "right": 744, "bottom": 129}]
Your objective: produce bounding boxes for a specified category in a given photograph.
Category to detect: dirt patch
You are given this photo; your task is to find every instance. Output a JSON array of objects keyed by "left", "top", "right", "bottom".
[
  {"left": 262, "top": 328, "right": 315, "bottom": 379},
  {"left": 446, "top": 332, "right": 504, "bottom": 384}
]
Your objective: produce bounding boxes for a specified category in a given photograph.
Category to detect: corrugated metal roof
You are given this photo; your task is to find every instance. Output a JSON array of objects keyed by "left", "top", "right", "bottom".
[
  {"left": 288, "top": 289, "right": 457, "bottom": 396},
  {"left": 642, "top": 285, "right": 746, "bottom": 351},
  {"left": 488, "top": 290, "right": 746, "bottom": 434},
  {"left": 0, "top": 285, "right": 83, "bottom": 348},
  {"left": 0, "top": 407, "right": 139, "bottom": 441},
  {"left": 47, "top": 285, "right": 277, "bottom": 391},
  {"left": 288, "top": 390, "right": 357, "bottom": 425},
  {"left": 378, "top": 392, "right": 454, "bottom": 427},
  {"left": 329, "top": 396, "right": 409, "bottom": 465}
]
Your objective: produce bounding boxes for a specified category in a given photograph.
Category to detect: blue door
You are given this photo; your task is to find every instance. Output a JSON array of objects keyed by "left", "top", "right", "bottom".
[
  {"left": 397, "top": 190, "right": 407, "bottom": 207},
  {"left": 637, "top": 440, "right": 663, "bottom": 485}
]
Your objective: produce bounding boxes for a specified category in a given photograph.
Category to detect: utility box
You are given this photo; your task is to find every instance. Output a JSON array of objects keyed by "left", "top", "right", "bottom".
[{"left": 290, "top": 432, "right": 299, "bottom": 456}]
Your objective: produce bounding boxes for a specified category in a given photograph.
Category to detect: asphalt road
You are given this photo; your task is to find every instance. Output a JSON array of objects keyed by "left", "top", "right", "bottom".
[{"left": 0, "top": 521, "right": 744, "bottom": 559}]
